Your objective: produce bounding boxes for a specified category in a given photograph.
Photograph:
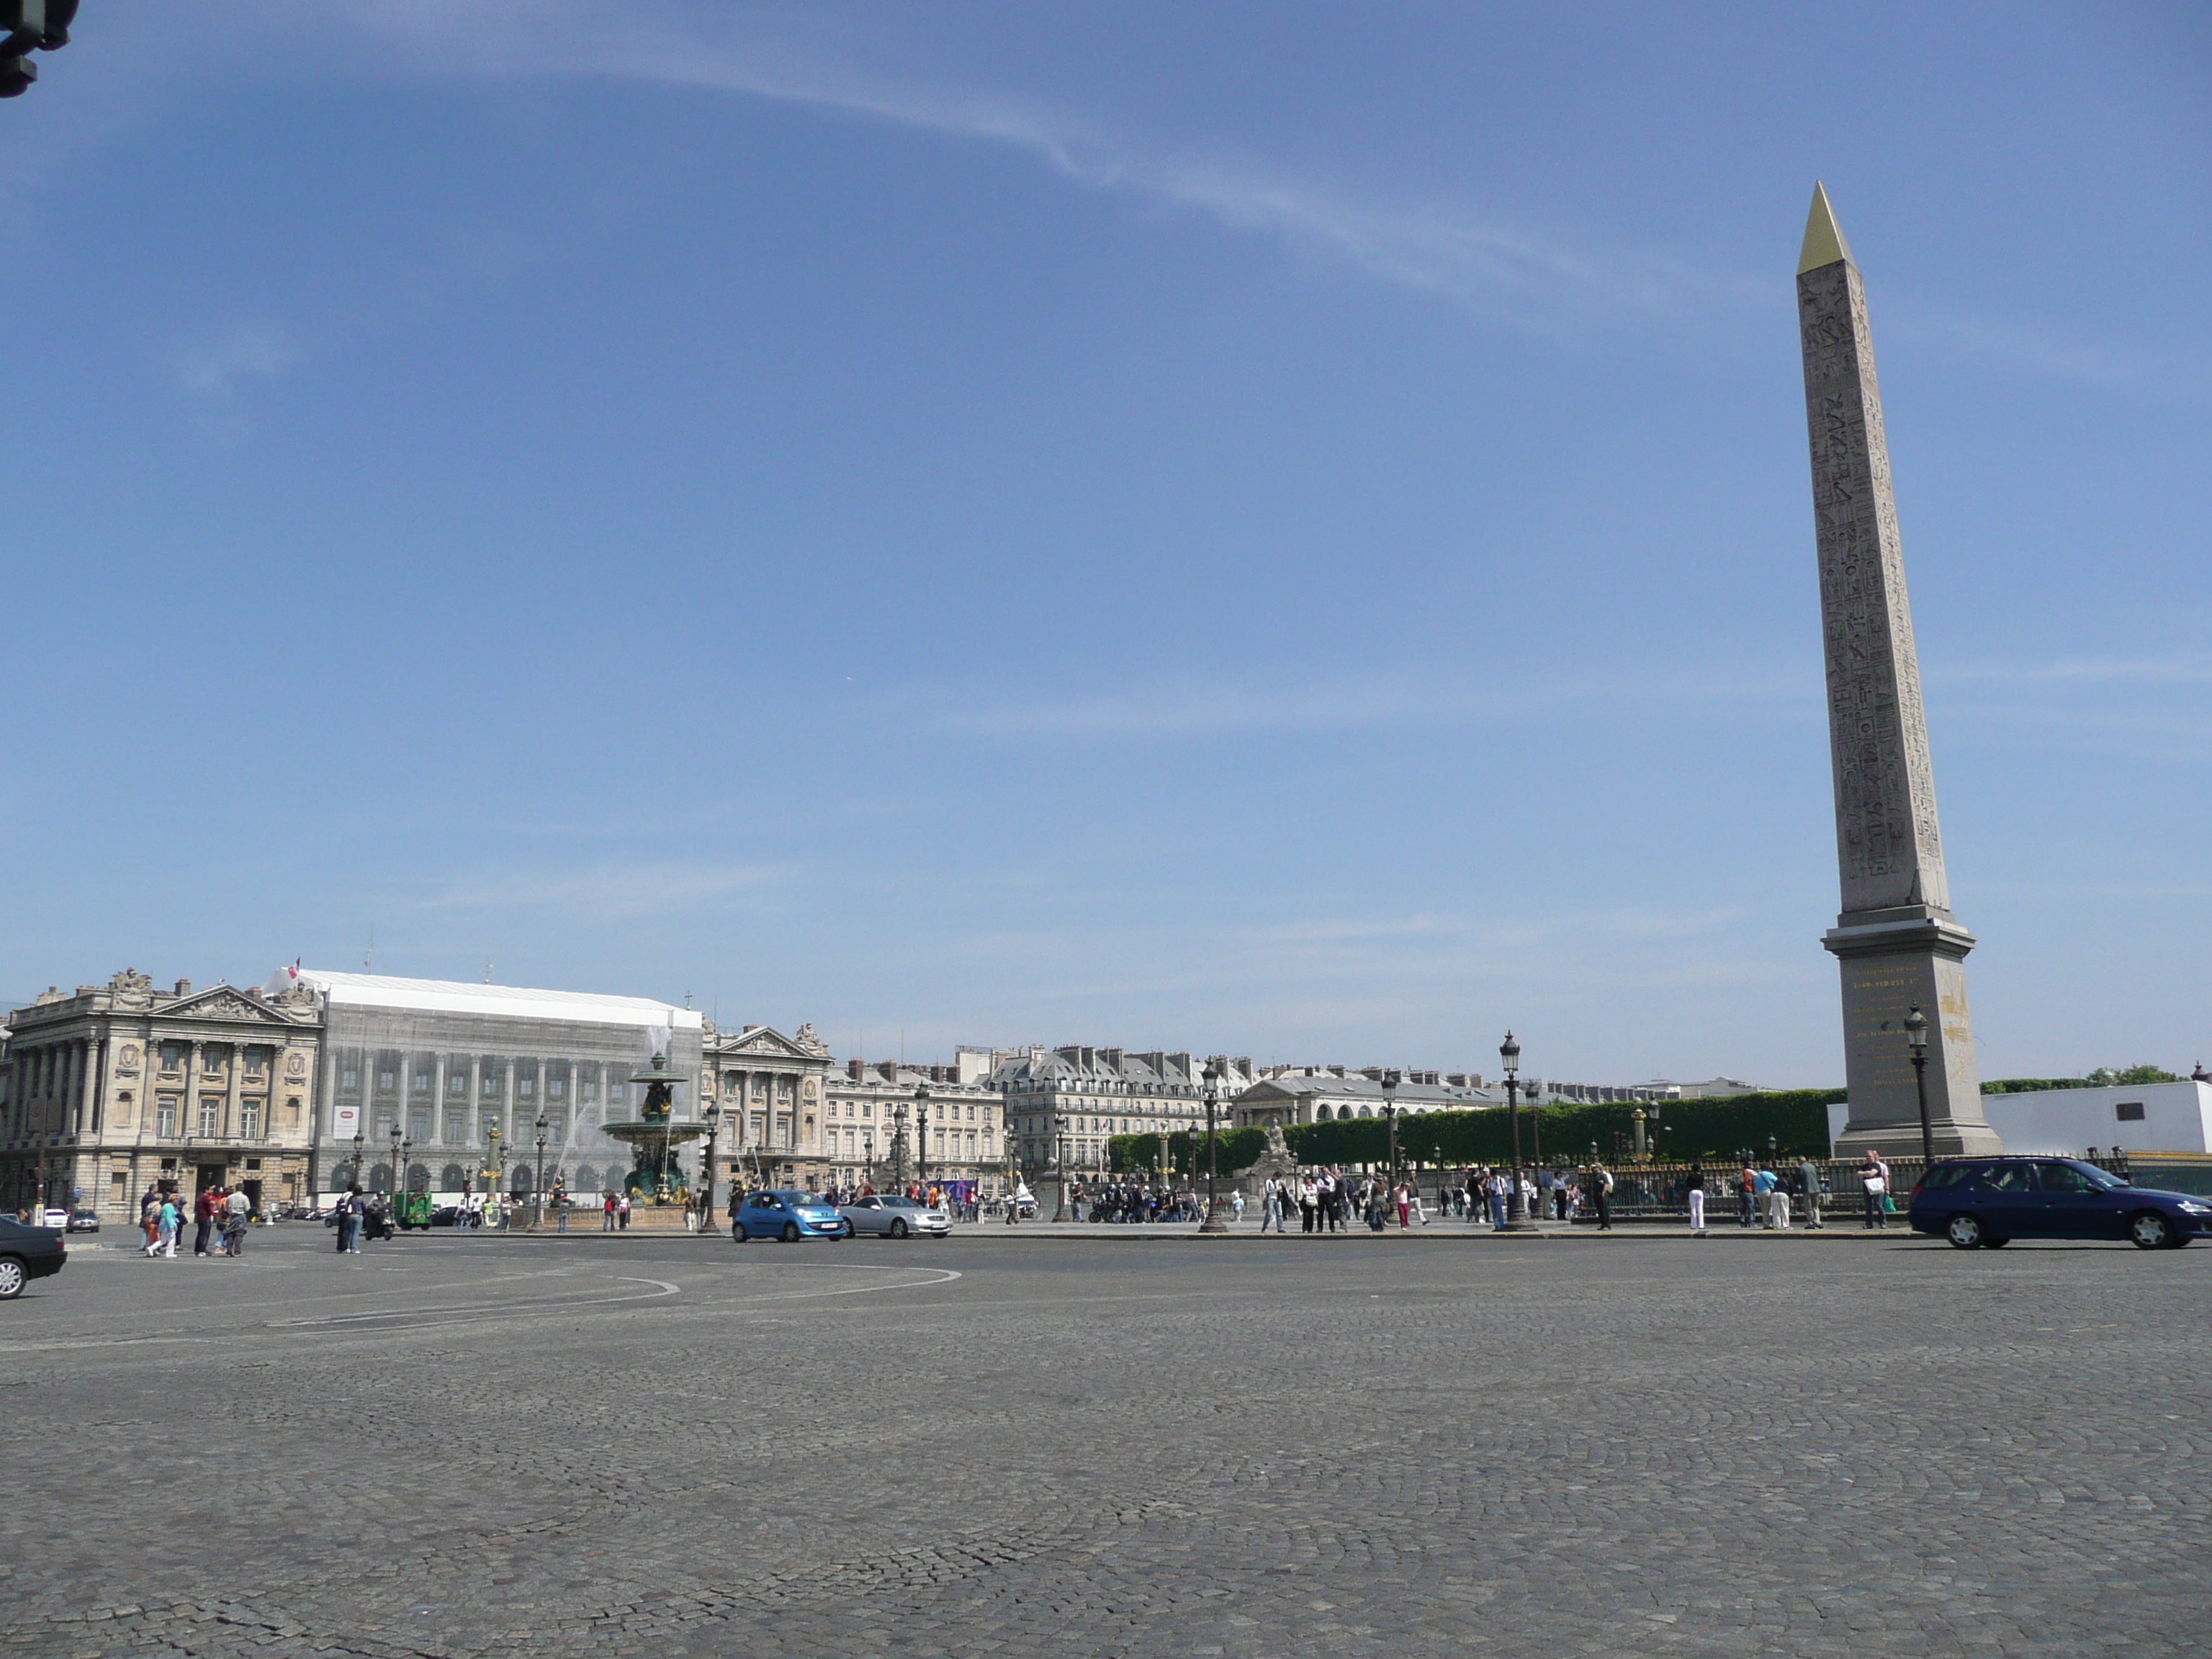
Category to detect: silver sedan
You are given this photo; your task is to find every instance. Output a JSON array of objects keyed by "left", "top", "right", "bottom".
[{"left": 839, "top": 1195, "right": 952, "bottom": 1238}]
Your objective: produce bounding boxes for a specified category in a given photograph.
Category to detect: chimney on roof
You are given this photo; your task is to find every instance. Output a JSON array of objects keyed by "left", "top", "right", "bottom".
[
  {"left": 174, "top": 979, "right": 191, "bottom": 997},
  {"left": 848, "top": 1058, "right": 864, "bottom": 1081},
  {"left": 876, "top": 1060, "right": 897, "bottom": 1082},
  {"left": 1328, "top": 1065, "right": 1346, "bottom": 1079}
]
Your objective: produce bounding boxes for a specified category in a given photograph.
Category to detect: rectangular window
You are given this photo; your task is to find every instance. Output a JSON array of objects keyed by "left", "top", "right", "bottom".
[
  {"left": 197, "top": 1097, "right": 220, "bottom": 1136},
  {"left": 2116, "top": 1102, "right": 2146, "bottom": 1122},
  {"left": 583, "top": 1080, "right": 598, "bottom": 1101},
  {"left": 413, "top": 1071, "right": 431, "bottom": 1094},
  {"left": 240, "top": 1100, "right": 264, "bottom": 1138},
  {"left": 548, "top": 1078, "right": 565, "bottom": 1099},
  {"left": 244, "top": 1048, "right": 266, "bottom": 1076},
  {"left": 518, "top": 1078, "right": 534, "bottom": 1098},
  {"left": 447, "top": 1073, "right": 467, "bottom": 1097},
  {"left": 156, "top": 1097, "right": 179, "bottom": 1136},
  {"left": 410, "top": 1112, "right": 431, "bottom": 1143},
  {"left": 159, "top": 1043, "right": 184, "bottom": 1074},
  {"left": 341, "top": 1068, "right": 359, "bottom": 1089},
  {"left": 378, "top": 1071, "right": 395, "bottom": 1091},
  {"left": 481, "top": 1074, "right": 500, "bottom": 1097}
]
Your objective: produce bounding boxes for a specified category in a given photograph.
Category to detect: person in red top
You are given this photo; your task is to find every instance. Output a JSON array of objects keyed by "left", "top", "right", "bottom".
[{"left": 193, "top": 1187, "right": 220, "bottom": 1257}]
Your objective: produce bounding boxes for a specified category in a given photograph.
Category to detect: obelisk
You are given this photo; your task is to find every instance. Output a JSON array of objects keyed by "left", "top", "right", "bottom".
[{"left": 1796, "top": 182, "right": 2000, "bottom": 1158}]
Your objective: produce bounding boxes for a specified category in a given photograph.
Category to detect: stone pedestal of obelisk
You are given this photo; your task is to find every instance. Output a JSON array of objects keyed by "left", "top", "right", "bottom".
[{"left": 1797, "top": 183, "right": 2001, "bottom": 1159}]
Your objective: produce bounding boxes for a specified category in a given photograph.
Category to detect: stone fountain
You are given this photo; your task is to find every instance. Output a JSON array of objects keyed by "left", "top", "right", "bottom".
[{"left": 599, "top": 1052, "right": 709, "bottom": 1205}]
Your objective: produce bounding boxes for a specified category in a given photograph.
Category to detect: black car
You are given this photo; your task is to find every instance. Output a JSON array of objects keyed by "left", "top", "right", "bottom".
[
  {"left": 1910, "top": 1156, "right": 2212, "bottom": 1250},
  {"left": 0, "top": 1217, "right": 68, "bottom": 1298}
]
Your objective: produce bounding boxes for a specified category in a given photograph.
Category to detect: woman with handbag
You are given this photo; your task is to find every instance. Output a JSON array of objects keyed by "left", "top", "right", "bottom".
[{"left": 1858, "top": 1152, "right": 1889, "bottom": 1229}]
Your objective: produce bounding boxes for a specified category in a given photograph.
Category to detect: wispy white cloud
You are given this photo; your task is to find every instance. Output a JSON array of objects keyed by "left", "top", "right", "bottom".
[
  {"left": 175, "top": 323, "right": 298, "bottom": 396},
  {"left": 1934, "top": 655, "right": 2212, "bottom": 686},
  {"left": 1889, "top": 305, "right": 2168, "bottom": 394},
  {"left": 414, "top": 858, "right": 793, "bottom": 924},
  {"left": 910, "top": 665, "right": 1815, "bottom": 737},
  {"left": 265, "top": 0, "right": 1743, "bottom": 337}
]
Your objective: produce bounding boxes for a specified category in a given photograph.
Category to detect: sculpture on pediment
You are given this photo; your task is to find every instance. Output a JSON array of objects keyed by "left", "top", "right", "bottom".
[{"left": 793, "top": 1022, "right": 831, "bottom": 1058}]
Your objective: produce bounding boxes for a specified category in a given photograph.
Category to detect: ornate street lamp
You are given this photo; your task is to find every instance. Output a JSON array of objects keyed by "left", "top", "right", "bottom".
[
  {"left": 530, "top": 1112, "right": 549, "bottom": 1230},
  {"left": 1198, "top": 1061, "right": 1229, "bottom": 1234},
  {"left": 1499, "top": 1032, "right": 1535, "bottom": 1230},
  {"left": 701, "top": 1101, "right": 721, "bottom": 1224},
  {"left": 351, "top": 1129, "right": 365, "bottom": 1190},
  {"left": 387, "top": 1124, "right": 403, "bottom": 1199},
  {"left": 1904, "top": 1004, "right": 1933, "bottom": 1165},
  {"left": 1380, "top": 1069, "right": 1401, "bottom": 1182},
  {"left": 914, "top": 1085, "right": 931, "bottom": 1187},
  {"left": 1051, "top": 1131, "right": 1069, "bottom": 1223}
]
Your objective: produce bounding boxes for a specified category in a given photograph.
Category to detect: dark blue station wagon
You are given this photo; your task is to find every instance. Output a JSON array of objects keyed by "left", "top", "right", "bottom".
[{"left": 1910, "top": 1156, "right": 2212, "bottom": 1251}]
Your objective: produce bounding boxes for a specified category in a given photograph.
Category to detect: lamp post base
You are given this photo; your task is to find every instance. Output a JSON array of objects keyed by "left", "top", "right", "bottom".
[
  {"left": 1497, "top": 1194, "right": 1541, "bottom": 1233},
  {"left": 1197, "top": 1198, "right": 1232, "bottom": 1234}
]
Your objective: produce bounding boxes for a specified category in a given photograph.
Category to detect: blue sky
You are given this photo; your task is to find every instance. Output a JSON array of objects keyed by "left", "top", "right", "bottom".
[{"left": 3, "top": 2, "right": 2206, "bottom": 1085}]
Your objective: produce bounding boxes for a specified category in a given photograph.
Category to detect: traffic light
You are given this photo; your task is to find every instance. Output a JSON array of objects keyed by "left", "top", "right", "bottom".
[{"left": 1, "top": 1, "right": 78, "bottom": 99}]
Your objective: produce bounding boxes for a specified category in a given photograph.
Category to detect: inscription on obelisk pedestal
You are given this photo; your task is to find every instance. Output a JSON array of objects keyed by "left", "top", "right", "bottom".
[{"left": 1796, "top": 183, "right": 2000, "bottom": 1159}]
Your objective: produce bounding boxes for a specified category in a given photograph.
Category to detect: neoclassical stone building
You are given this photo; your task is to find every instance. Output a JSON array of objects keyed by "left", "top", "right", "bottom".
[
  {"left": 822, "top": 1053, "right": 1004, "bottom": 1192},
  {"left": 0, "top": 968, "right": 322, "bottom": 1216},
  {"left": 995, "top": 1046, "right": 1256, "bottom": 1176},
  {"left": 701, "top": 1020, "right": 837, "bottom": 1190}
]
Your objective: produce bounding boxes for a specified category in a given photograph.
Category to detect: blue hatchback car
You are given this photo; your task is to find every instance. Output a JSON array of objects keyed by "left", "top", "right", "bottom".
[
  {"left": 1909, "top": 1156, "right": 2212, "bottom": 1250},
  {"left": 731, "top": 1189, "right": 848, "bottom": 1243}
]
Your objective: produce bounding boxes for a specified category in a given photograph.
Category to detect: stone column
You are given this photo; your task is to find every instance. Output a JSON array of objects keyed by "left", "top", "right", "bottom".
[
  {"left": 226, "top": 1043, "right": 244, "bottom": 1143},
  {"left": 81, "top": 1036, "right": 104, "bottom": 1138},
  {"left": 188, "top": 1041, "right": 204, "bottom": 1138},
  {"left": 1797, "top": 182, "right": 1998, "bottom": 1157}
]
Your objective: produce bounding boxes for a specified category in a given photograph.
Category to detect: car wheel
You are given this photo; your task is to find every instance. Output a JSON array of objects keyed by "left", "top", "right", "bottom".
[
  {"left": 0, "top": 1256, "right": 24, "bottom": 1299},
  {"left": 891, "top": 1218, "right": 909, "bottom": 1239},
  {"left": 1982, "top": 1236, "right": 2010, "bottom": 1249},
  {"left": 2129, "top": 1210, "right": 2176, "bottom": 1250},
  {"left": 1945, "top": 1213, "right": 1984, "bottom": 1250},
  {"left": 732, "top": 1222, "right": 747, "bottom": 1243},
  {"left": 841, "top": 1221, "right": 855, "bottom": 1239},
  {"left": 781, "top": 1222, "right": 800, "bottom": 1243}
]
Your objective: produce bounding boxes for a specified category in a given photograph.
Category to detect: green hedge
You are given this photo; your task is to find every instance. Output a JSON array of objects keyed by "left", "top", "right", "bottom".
[
  {"left": 1109, "top": 1089, "right": 1843, "bottom": 1172},
  {"left": 1107, "top": 1126, "right": 1270, "bottom": 1176}
]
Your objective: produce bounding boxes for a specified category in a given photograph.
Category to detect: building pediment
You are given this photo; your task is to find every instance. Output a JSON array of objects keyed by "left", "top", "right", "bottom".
[
  {"left": 166, "top": 987, "right": 305, "bottom": 1026},
  {"left": 710, "top": 1025, "right": 821, "bottom": 1065}
]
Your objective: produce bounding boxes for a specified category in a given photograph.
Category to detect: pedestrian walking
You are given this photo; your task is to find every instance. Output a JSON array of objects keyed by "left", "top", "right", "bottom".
[
  {"left": 1686, "top": 1164, "right": 1707, "bottom": 1236},
  {"left": 192, "top": 1187, "right": 217, "bottom": 1256},
  {"left": 1590, "top": 1162, "right": 1614, "bottom": 1231},
  {"left": 155, "top": 1194, "right": 180, "bottom": 1257},
  {"left": 618, "top": 1192, "right": 631, "bottom": 1230}
]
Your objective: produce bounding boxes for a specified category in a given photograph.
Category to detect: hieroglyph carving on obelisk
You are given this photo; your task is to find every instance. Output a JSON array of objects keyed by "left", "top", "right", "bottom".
[{"left": 1797, "top": 183, "right": 1999, "bottom": 1157}]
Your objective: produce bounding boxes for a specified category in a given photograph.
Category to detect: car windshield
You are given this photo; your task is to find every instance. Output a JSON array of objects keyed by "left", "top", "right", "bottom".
[{"left": 792, "top": 1193, "right": 832, "bottom": 1208}]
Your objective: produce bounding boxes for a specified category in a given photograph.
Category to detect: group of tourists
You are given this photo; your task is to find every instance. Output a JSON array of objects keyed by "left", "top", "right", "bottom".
[
  {"left": 1673, "top": 1151, "right": 1892, "bottom": 1234},
  {"left": 135, "top": 1182, "right": 253, "bottom": 1258}
]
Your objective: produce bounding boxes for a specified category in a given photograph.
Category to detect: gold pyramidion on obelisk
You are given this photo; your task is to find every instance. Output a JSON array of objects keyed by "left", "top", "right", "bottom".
[{"left": 1795, "top": 182, "right": 2000, "bottom": 1159}]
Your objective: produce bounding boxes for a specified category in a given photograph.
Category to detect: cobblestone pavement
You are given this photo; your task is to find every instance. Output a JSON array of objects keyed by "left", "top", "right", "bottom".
[{"left": 5, "top": 1226, "right": 2208, "bottom": 1658}]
